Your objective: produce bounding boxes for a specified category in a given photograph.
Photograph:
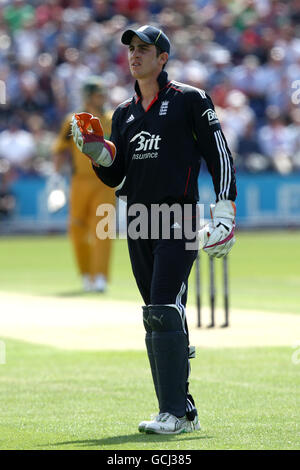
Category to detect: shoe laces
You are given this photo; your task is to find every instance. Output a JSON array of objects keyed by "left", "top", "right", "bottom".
[
  {"left": 156, "top": 412, "right": 182, "bottom": 424},
  {"left": 156, "top": 413, "right": 170, "bottom": 423}
]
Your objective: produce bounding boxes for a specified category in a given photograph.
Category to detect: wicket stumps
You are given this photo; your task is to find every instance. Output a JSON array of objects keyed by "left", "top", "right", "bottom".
[{"left": 195, "top": 253, "right": 229, "bottom": 328}]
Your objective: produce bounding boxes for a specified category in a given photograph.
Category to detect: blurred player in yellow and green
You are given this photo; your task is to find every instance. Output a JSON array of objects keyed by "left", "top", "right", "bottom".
[{"left": 52, "top": 77, "right": 115, "bottom": 292}]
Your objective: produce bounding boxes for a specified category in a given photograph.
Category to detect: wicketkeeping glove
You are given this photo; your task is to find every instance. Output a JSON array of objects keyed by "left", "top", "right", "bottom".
[
  {"left": 71, "top": 112, "right": 116, "bottom": 167},
  {"left": 198, "top": 200, "right": 236, "bottom": 258}
]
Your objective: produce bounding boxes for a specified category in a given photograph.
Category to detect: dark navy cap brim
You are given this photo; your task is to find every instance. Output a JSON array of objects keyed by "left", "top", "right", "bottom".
[{"left": 121, "top": 29, "right": 154, "bottom": 46}]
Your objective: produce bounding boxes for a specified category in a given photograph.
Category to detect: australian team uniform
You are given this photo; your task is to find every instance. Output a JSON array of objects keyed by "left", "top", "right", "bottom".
[
  {"left": 93, "top": 70, "right": 237, "bottom": 419},
  {"left": 53, "top": 112, "right": 115, "bottom": 281}
]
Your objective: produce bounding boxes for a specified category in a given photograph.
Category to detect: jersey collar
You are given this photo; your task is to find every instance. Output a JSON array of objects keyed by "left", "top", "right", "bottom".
[{"left": 134, "top": 70, "right": 169, "bottom": 102}]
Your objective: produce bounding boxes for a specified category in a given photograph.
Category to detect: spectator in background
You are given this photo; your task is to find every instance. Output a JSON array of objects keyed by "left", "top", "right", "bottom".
[
  {"left": 52, "top": 76, "right": 115, "bottom": 292},
  {"left": 230, "top": 54, "right": 266, "bottom": 120},
  {"left": 27, "top": 114, "right": 56, "bottom": 175},
  {"left": 258, "top": 106, "right": 294, "bottom": 174},
  {"left": 207, "top": 48, "right": 231, "bottom": 90},
  {"left": 3, "top": 0, "right": 35, "bottom": 33},
  {"left": 259, "top": 46, "right": 286, "bottom": 95},
  {"left": 265, "top": 73, "right": 292, "bottom": 114},
  {"left": 236, "top": 120, "right": 269, "bottom": 172},
  {"left": 13, "top": 17, "right": 39, "bottom": 67},
  {"left": 0, "top": 114, "right": 35, "bottom": 220},
  {"left": 221, "top": 89, "right": 255, "bottom": 155},
  {"left": 287, "top": 108, "right": 300, "bottom": 171},
  {"left": 16, "top": 71, "right": 47, "bottom": 118},
  {"left": 0, "top": 116, "right": 36, "bottom": 176},
  {"left": 55, "top": 47, "right": 91, "bottom": 111},
  {"left": 171, "top": 45, "right": 209, "bottom": 87}
]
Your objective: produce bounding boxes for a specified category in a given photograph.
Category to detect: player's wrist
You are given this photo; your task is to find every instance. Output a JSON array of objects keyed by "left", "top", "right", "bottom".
[{"left": 92, "top": 140, "right": 116, "bottom": 167}]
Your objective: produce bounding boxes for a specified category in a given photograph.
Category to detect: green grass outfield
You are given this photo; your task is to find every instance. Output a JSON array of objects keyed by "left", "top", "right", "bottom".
[
  {"left": 0, "top": 339, "right": 299, "bottom": 450},
  {"left": 0, "top": 232, "right": 299, "bottom": 450},
  {"left": 0, "top": 231, "right": 299, "bottom": 313}
]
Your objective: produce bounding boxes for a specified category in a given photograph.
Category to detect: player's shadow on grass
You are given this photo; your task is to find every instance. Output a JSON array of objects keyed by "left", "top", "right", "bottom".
[{"left": 50, "top": 433, "right": 212, "bottom": 448}]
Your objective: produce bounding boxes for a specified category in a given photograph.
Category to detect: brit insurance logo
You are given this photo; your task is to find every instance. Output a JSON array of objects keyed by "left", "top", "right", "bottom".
[
  {"left": 130, "top": 131, "right": 161, "bottom": 160},
  {"left": 202, "top": 108, "right": 219, "bottom": 126}
]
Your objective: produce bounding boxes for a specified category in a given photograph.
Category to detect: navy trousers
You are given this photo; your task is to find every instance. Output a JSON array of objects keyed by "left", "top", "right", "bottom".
[{"left": 127, "top": 204, "right": 199, "bottom": 309}]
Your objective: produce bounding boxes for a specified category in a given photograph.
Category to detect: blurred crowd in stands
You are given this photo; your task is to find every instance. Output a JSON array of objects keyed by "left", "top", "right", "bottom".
[{"left": 0, "top": 0, "right": 299, "bottom": 194}]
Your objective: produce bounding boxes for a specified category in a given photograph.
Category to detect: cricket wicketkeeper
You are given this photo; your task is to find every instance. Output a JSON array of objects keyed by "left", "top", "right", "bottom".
[{"left": 71, "top": 25, "right": 237, "bottom": 435}]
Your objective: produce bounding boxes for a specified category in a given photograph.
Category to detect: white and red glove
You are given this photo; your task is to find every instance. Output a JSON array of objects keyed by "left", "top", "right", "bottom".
[
  {"left": 71, "top": 112, "right": 116, "bottom": 167},
  {"left": 198, "top": 200, "right": 236, "bottom": 258}
]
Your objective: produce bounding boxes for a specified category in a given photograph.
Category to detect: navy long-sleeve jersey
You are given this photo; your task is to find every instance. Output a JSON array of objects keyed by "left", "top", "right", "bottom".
[{"left": 93, "top": 70, "right": 237, "bottom": 206}]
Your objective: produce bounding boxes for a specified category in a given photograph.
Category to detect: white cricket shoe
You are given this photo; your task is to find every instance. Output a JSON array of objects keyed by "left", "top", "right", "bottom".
[
  {"left": 92, "top": 274, "right": 107, "bottom": 293},
  {"left": 82, "top": 274, "right": 93, "bottom": 292},
  {"left": 144, "top": 412, "right": 200, "bottom": 435}
]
